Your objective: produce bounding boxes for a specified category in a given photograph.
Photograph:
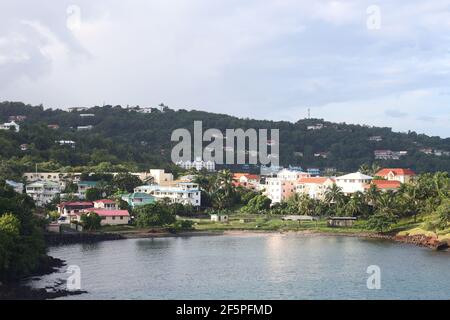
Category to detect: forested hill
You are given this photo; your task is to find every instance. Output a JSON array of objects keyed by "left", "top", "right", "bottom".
[{"left": 0, "top": 101, "right": 449, "bottom": 177}]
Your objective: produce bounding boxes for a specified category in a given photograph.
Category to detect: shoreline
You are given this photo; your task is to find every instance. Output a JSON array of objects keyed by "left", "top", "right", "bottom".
[{"left": 116, "top": 228, "right": 449, "bottom": 251}]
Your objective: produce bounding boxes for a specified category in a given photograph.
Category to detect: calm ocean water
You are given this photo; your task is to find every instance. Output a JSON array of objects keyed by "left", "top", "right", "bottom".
[{"left": 28, "top": 234, "right": 449, "bottom": 299}]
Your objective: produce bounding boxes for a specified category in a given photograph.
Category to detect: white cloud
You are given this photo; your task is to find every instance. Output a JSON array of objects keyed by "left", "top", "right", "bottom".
[{"left": 0, "top": 0, "right": 450, "bottom": 137}]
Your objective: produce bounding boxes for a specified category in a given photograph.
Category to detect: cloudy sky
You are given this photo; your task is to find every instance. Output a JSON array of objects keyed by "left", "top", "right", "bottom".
[{"left": 1, "top": 1, "right": 450, "bottom": 137}]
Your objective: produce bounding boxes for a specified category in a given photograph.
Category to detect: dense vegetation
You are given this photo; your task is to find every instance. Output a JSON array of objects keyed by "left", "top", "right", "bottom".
[
  {"left": 0, "top": 180, "right": 46, "bottom": 282},
  {"left": 1, "top": 101, "right": 450, "bottom": 180}
]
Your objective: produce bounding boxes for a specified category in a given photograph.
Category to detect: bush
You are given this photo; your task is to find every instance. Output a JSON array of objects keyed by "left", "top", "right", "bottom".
[
  {"left": 134, "top": 202, "right": 176, "bottom": 227},
  {"left": 80, "top": 212, "right": 102, "bottom": 230}
]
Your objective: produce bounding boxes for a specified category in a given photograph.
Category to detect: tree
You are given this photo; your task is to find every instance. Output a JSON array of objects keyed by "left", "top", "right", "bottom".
[
  {"left": 85, "top": 187, "right": 103, "bottom": 201},
  {"left": 345, "top": 192, "right": 366, "bottom": 217},
  {"left": 0, "top": 180, "right": 45, "bottom": 282},
  {"left": 134, "top": 202, "right": 176, "bottom": 227},
  {"left": 80, "top": 212, "right": 102, "bottom": 231},
  {"left": 242, "top": 194, "right": 271, "bottom": 213},
  {"left": 436, "top": 198, "right": 450, "bottom": 230},
  {"left": 112, "top": 173, "right": 142, "bottom": 193},
  {"left": 366, "top": 212, "right": 398, "bottom": 233},
  {"left": 212, "top": 170, "right": 236, "bottom": 210}
]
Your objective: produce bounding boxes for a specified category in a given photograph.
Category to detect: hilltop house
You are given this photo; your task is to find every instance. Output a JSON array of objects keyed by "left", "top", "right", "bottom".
[
  {"left": 335, "top": 172, "right": 373, "bottom": 195},
  {"left": 26, "top": 181, "right": 61, "bottom": 206},
  {"left": 0, "top": 121, "right": 20, "bottom": 132},
  {"left": 375, "top": 168, "right": 416, "bottom": 184}
]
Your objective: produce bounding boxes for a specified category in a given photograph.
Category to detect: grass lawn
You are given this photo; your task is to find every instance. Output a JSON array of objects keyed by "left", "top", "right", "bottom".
[{"left": 193, "top": 214, "right": 368, "bottom": 233}]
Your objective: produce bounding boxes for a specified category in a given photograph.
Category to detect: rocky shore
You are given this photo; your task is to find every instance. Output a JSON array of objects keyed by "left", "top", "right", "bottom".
[
  {"left": 393, "top": 234, "right": 449, "bottom": 250},
  {"left": 0, "top": 255, "right": 86, "bottom": 300}
]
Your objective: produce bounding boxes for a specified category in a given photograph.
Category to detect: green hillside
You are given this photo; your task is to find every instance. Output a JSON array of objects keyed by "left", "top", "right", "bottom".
[{"left": 0, "top": 101, "right": 449, "bottom": 178}]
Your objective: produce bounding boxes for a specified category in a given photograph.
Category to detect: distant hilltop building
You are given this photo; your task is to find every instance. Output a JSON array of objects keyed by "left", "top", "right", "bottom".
[
  {"left": 176, "top": 157, "right": 215, "bottom": 171},
  {"left": 68, "top": 107, "right": 89, "bottom": 112},
  {"left": 8, "top": 115, "right": 27, "bottom": 122},
  {"left": 77, "top": 125, "right": 93, "bottom": 131},
  {"left": 374, "top": 150, "right": 407, "bottom": 160},
  {"left": 0, "top": 120, "right": 20, "bottom": 132},
  {"left": 56, "top": 140, "right": 76, "bottom": 148},
  {"left": 307, "top": 124, "right": 324, "bottom": 130},
  {"left": 369, "top": 136, "right": 383, "bottom": 142}
]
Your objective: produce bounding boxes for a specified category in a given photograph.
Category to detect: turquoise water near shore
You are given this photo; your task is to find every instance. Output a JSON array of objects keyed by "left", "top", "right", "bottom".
[{"left": 28, "top": 234, "right": 449, "bottom": 299}]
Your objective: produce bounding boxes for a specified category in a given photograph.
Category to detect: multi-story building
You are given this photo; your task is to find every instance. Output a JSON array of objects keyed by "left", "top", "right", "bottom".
[
  {"left": 296, "top": 177, "right": 335, "bottom": 200},
  {"left": 25, "top": 181, "right": 61, "bottom": 206},
  {"left": 135, "top": 182, "right": 201, "bottom": 206},
  {"left": 263, "top": 169, "right": 309, "bottom": 204}
]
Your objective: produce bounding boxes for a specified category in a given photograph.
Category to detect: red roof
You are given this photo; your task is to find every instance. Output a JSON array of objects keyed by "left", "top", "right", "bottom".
[
  {"left": 82, "top": 208, "right": 129, "bottom": 217},
  {"left": 366, "top": 180, "right": 401, "bottom": 190},
  {"left": 233, "top": 173, "right": 260, "bottom": 180},
  {"left": 297, "top": 177, "right": 335, "bottom": 184},
  {"left": 94, "top": 199, "right": 116, "bottom": 204},
  {"left": 376, "top": 168, "right": 416, "bottom": 176}
]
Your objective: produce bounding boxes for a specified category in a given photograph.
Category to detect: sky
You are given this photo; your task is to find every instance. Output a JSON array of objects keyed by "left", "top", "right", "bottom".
[{"left": 1, "top": 0, "right": 450, "bottom": 137}]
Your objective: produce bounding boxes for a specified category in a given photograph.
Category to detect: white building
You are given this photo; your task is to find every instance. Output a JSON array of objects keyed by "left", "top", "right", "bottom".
[
  {"left": 335, "top": 172, "right": 373, "bottom": 195},
  {"left": 135, "top": 182, "right": 201, "bottom": 206},
  {"left": 26, "top": 181, "right": 61, "bottom": 206},
  {"left": 264, "top": 178, "right": 296, "bottom": 204},
  {"left": 296, "top": 177, "right": 335, "bottom": 200},
  {"left": 0, "top": 121, "right": 20, "bottom": 132},
  {"left": 176, "top": 157, "right": 215, "bottom": 172}
]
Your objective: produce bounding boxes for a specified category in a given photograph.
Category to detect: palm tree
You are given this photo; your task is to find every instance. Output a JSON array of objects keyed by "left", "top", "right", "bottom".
[
  {"left": 365, "top": 184, "right": 380, "bottom": 209},
  {"left": 324, "top": 184, "right": 344, "bottom": 204},
  {"left": 345, "top": 192, "right": 365, "bottom": 217},
  {"left": 324, "top": 184, "right": 345, "bottom": 216}
]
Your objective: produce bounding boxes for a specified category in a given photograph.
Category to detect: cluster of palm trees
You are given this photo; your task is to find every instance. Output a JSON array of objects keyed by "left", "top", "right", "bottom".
[{"left": 193, "top": 169, "right": 237, "bottom": 210}]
